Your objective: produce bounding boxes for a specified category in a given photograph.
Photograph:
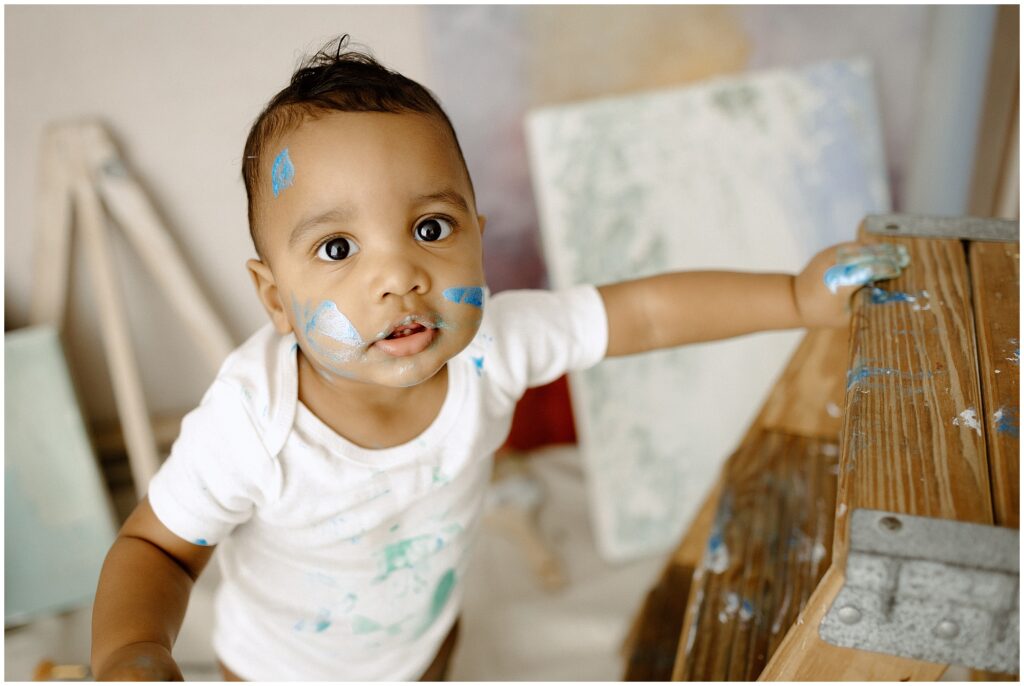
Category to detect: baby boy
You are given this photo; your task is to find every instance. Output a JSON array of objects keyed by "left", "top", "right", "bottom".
[{"left": 90, "top": 36, "right": 907, "bottom": 681}]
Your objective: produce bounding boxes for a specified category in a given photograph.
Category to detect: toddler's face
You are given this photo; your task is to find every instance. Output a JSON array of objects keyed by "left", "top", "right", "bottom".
[{"left": 251, "top": 111, "right": 486, "bottom": 389}]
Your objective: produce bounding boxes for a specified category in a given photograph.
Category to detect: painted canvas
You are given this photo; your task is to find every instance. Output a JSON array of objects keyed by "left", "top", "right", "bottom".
[
  {"left": 5, "top": 327, "right": 118, "bottom": 624},
  {"left": 526, "top": 59, "right": 890, "bottom": 560}
]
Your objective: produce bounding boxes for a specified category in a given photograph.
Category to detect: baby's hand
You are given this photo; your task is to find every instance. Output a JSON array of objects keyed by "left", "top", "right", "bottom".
[
  {"left": 794, "top": 242, "right": 910, "bottom": 328},
  {"left": 94, "top": 642, "right": 184, "bottom": 682}
]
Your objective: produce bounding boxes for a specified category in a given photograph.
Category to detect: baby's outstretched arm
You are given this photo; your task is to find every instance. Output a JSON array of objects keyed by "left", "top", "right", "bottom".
[
  {"left": 597, "top": 242, "right": 907, "bottom": 357},
  {"left": 91, "top": 498, "right": 214, "bottom": 681}
]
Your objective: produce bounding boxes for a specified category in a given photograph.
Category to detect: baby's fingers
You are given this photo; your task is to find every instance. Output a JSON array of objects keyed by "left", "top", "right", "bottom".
[{"left": 822, "top": 243, "right": 909, "bottom": 294}]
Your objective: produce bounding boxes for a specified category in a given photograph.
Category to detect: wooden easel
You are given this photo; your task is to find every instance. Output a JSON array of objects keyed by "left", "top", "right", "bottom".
[{"left": 29, "top": 121, "right": 234, "bottom": 499}]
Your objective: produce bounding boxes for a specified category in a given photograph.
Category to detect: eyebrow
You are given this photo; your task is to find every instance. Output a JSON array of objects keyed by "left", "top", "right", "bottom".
[
  {"left": 289, "top": 207, "right": 354, "bottom": 249},
  {"left": 287, "top": 189, "right": 471, "bottom": 249},
  {"left": 413, "top": 189, "right": 470, "bottom": 214}
]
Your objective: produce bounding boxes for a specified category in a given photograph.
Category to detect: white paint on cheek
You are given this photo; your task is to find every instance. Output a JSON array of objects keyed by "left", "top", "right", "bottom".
[{"left": 311, "top": 301, "right": 363, "bottom": 347}]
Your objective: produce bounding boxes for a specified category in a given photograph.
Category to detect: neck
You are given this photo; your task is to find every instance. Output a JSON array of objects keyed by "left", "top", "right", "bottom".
[{"left": 296, "top": 351, "right": 448, "bottom": 448}]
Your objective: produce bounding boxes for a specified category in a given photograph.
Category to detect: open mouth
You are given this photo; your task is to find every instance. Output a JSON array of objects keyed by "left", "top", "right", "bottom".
[
  {"left": 374, "top": 318, "right": 437, "bottom": 357},
  {"left": 386, "top": 322, "right": 428, "bottom": 339}
]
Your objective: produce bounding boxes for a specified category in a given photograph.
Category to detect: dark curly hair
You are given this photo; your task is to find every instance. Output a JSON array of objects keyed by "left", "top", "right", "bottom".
[{"left": 241, "top": 35, "right": 472, "bottom": 257}]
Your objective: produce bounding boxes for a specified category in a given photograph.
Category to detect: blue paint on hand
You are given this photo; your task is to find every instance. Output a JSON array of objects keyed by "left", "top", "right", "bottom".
[
  {"left": 443, "top": 286, "right": 484, "bottom": 308},
  {"left": 271, "top": 148, "right": 295, "bottom": 197},
  {"left": 823, "top": 262, "right": 874, "bottom": 293},
  {"left": 823, "top": 244, "right": 910, "bottom": 293}
]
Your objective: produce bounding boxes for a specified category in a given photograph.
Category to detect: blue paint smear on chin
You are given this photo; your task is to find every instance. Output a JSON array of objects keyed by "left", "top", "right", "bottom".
[
  {"left": 271, "top": 148, "right": 295, "bottom": 197},
  {"left": 443, "top": 286, "right": 484, "bottom": 308}
]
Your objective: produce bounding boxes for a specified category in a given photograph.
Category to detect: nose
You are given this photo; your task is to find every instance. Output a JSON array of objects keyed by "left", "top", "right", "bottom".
[{"left": 368, "top": 244, "right": 430, "bottom": 301}]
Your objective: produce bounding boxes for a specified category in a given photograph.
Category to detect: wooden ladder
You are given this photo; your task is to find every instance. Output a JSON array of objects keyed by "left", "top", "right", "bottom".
[{"left": 624, "top": 216, "right": 1019, "bottom": 680}]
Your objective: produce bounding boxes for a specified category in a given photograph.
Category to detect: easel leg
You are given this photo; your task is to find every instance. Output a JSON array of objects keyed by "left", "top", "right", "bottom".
[{"left": 73, "top": 172, "right": 160, "bottom": 498}]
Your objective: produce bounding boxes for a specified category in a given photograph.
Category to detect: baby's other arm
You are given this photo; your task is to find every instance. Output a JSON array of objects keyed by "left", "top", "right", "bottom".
[
  {"left": 598, "top": 242, "right": 904, "bottom": 356},
  {"left": 91, "top": 497, "right": 215, "bottom": 681}
]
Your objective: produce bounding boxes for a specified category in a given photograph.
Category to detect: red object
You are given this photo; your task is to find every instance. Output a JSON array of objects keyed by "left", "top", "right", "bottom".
[{"left": 503, "top": 374, "right": 578, "bottom": 451}]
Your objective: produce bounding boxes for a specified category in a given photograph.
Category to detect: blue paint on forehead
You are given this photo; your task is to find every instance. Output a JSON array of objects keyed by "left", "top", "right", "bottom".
[{"left": 271, "top": 148, "right": 295, "bottom": 197}]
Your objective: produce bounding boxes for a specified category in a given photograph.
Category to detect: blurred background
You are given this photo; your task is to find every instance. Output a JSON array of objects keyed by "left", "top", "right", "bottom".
[{"left": 5, "top": 4, "right": 1017, "bottom": 681}]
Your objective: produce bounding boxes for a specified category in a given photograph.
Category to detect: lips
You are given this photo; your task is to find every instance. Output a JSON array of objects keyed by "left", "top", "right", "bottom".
[{"left": 373, "top": 316, "right": 438, "bottom": 357}]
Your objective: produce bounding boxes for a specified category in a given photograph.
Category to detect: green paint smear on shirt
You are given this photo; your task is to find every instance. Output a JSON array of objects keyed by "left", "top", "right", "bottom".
[
  {"left": 415, "top": 568, "right": 457, "bottom": 639},
  {"left": 352, "top": 615, "right": 382, "bottom": 635},
  {"left": 375, "top": 534, "right": 435, "bottom": 582}
]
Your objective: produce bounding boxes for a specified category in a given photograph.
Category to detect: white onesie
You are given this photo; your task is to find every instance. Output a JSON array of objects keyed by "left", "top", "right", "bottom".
[{"left": 147, "top": 285, "right": 608, "bottom": 681}]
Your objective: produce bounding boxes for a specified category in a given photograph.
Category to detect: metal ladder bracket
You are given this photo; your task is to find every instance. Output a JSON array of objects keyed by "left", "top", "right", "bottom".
[
  {"left": 819, "top": 509, "right": 1019, "bottom": 674},
  {"left": 865, "top": 213, "right": 1019, "bottom": 242}
]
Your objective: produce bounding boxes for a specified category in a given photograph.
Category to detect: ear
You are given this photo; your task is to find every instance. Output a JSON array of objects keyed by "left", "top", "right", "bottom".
[
  {"left": 477, "top": 214, "right": 487, "bottom": 236},
  {"left": 247, "top": 259, "right": 293, "bottom": 335}
]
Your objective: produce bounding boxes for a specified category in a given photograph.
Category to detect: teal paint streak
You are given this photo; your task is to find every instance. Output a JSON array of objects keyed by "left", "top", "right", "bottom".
[
  {"left": 414, "top": 568, "right": 457, "bottom": 638},
  {"left": 374, "top": 535, "right": 439, "bottom": 582},
  {"left": 429, "top": 568, "right": 456, "bottom": 621},
  {"left": 352, "top": 615, "right": 382, "bottom": 635}
]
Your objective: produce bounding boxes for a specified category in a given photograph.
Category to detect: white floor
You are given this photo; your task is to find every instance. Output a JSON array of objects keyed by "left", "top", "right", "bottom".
[{"left": 5, "top": 446, "right": 668, "bottom": 681}]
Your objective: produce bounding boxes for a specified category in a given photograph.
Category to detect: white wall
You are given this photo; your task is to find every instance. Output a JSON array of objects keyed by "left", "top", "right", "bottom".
[
  {"left": 5, "top": 6, "right": 429, "bottom": 421},
  {"left": 5, "top": 5, "right": 996, "bottom": 427}
]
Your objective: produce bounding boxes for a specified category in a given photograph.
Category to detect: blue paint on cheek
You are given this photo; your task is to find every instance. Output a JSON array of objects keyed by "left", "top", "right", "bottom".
[
  {"left": 443, "top": 286, "right": 484, "bottom": 308},
  {"left": 271, "top": 148, "right": 295, "bottom": 197}
]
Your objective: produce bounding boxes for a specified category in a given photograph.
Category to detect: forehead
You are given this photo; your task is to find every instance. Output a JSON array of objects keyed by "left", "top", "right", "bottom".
[{"left": 257, "top": 111, "right": 471, "bottom": 244}]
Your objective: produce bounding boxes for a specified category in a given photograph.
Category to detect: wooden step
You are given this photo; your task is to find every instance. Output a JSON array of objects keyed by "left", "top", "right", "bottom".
[{"left": 673, "top": 430, "right": 838, "bottom": 680}]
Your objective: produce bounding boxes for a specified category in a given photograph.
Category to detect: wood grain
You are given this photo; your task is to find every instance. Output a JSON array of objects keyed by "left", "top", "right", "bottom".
[
  {"left": 757, "top": 326, "right": 850, "bottom": 440},
  {"left": 834, "top": 233, "right": 992, "bottom": 562},
  {"left": 672, "top": 431, "right": 838, "bottom": 680},
  {"left": 621, "top": 475, "right": 722, "bottom": 674},
  {"left": 969, "top": 240, "right": 1020, "bottom": 527}
]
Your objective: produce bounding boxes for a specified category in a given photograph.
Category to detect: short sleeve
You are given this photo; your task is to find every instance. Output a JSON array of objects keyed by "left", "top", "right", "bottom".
[
  {"left": 481, "top": 285, "right": 608, "bottom": 402},
  {"left": 147, "top": 379, "right": 278, "bottom": 546}
]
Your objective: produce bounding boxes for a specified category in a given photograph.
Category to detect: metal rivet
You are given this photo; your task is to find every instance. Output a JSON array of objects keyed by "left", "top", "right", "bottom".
[
  {"left": 878, "top": 516, "right": 902, "bottom": 532},
  {"left": 837, "top": 605, "right": 862, "bottom": 624},
  {"left": 935, "top": 619, "right": 960, "bottom": 639}
]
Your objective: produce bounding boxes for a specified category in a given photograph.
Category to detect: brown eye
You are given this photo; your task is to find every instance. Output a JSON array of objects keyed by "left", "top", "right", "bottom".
[
  {"left": 317, "top": 237, "right": 359, "bottom": 261},
  {"left": 414, "top": 218, "right": 453, "bottom": 242}
]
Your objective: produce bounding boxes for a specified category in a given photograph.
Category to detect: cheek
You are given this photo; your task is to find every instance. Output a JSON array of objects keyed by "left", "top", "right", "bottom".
[{"left": 290, "top": 295, "right": 365, "bottom": 365}]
